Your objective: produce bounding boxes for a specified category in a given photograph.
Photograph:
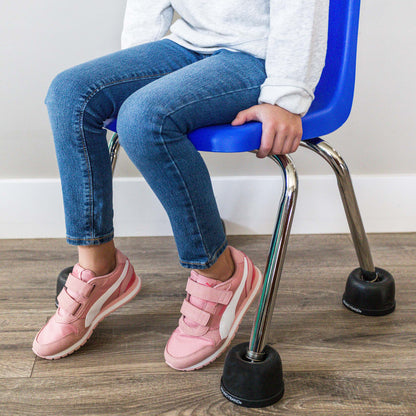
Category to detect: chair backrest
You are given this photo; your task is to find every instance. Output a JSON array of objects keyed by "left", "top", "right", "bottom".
[{"left": 302, "top": 0, "right": 361, "bottom": 140}]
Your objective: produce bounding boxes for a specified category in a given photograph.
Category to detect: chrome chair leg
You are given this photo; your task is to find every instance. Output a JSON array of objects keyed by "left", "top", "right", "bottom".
[
  {"left": 109, "top": 137, "right": 299, "bottom": 347},
  {"left": 221, "top": 153, "right": 297, "bottom": 407},
  {"left": 109, "top": 133, "right": 121, "bottom": 174},
  {"left": 300, "top": 138, "right": 376, "bottom": 276},
  {"left": 246, "top": 153, "right": 298, "bottom": 360},
  {"left": 300, "top": 138, "right": 395, "bottom": 316}
]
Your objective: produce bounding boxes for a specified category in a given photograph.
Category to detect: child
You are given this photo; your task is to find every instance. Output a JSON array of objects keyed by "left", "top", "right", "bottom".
[{"left": 33, "top": 0, "right": 329, "bottom": 370}]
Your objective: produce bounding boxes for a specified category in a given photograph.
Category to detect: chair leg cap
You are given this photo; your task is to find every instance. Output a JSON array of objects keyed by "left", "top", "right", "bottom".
[
  {"left": 221, "top": 342, "right": 284, "bottom": 408},
  {"left": 342, "top": 267, "right": 396, "bottom": 316}
]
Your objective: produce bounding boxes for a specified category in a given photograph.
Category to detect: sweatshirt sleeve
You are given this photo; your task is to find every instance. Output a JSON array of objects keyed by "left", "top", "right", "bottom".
[
  {"left": 121, "top": 0, "right": 174, "bottom": 49},
  {"left": 258, "top": 0, "right": 329, "bottom": 116}
]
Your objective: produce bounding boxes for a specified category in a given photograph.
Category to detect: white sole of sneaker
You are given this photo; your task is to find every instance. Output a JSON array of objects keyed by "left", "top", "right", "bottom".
[
  {"left": 166, "top": 265, "right": 263, "bottom": 371},
  {"left": 33, "top": 271, "right": 142, "bottom": 360}
]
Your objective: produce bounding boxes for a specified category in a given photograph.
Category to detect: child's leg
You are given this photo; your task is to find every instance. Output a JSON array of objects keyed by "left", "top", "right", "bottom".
[
  {"left": 117, "top": 49, "right": 267, "bottom": 270},
  {"left": 33, "top": 40, "right": 207, "bottom": 359},
  {"left": 44, "top": 39, "right": 203, "bottom": 255},
  {"left": 116, "top": 49, "right": 267, "bottom": 370},
  {"left": 77, "top": 240, "right": 116, "bottom": 276}
]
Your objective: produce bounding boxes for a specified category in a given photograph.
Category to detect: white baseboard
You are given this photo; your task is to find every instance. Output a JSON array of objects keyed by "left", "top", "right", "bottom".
[{"left": 1, "top": 175, "right": 415, "bottom": 239}]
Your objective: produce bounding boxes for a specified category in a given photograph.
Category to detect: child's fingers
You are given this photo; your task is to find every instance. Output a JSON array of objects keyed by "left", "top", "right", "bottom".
[
  {"left": 231, "top": 104, "right": 302, "bottom": 157},
  {"left": 230, "top": 112, "right": 246, "bottom": 125},
  {"left": 231, "top": 107, "right": 259, "bottom": 126},
  {"left": 257, "top": 123, "right": 276, "bottom": 158}
]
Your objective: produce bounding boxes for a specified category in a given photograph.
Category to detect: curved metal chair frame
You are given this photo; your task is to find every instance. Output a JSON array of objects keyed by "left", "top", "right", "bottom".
[{"left": 106, "top": 131, "right": 376, "bottom": 360}]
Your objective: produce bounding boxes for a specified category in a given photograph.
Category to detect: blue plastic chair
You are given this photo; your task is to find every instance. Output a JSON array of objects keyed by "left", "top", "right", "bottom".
[{"left": 100, "top": 0, "right": 395, "bottom": 406}]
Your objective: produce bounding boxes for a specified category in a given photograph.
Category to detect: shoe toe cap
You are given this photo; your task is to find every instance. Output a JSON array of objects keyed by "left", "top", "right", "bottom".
[
  {"left": 32, "top": 317, "right": 80, "bottom": 359},
  {"left": 164, "top": 328, "right": 216, "bottom": 370}
]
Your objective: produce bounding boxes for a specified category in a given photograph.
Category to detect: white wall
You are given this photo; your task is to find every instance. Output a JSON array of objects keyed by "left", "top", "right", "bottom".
[
  {"left": 0, "top": 0, "right": 127, "bottom": 178},
  {"left": 0, "top": 1, "right": 415, "bottom": 237}
]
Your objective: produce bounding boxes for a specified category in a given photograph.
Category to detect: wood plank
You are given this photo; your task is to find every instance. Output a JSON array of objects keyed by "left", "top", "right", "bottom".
[
  {"left": 1, "top": 369, "right": 414, "bottom": 416},
  {"left": 0, "top": 332, "right": 36, "bottom": 378}
]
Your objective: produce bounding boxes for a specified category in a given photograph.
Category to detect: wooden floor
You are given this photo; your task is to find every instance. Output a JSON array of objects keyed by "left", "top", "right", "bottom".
[{"left": 0, "top": 233, "right": 415, "bottom": 415}]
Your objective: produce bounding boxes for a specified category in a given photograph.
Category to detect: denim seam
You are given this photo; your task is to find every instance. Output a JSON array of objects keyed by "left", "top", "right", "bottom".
[
  {"left": 66, "top": 229, "right": 114, "bottom": 244},
  {"left": 164, "top": 85, "right": 261, "bottom": 121},
  {"left": 179, "top": 237, "right": 228, "bottom": 268},
  {"left": 74, "top": 71, "right": 175, "bottom": 242}
]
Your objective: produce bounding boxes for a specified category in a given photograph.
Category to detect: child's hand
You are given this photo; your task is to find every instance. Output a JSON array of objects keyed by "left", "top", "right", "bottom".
[{"left": 231, "top": 103, "right": 302, "bottom": 158}]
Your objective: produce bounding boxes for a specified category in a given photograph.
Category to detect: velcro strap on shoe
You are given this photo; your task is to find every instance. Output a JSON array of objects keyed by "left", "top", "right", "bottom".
[
  {"left": 186, "top": 279, "right": 232, "bottom": 305},
  {"left": 57, "top": 288, "right": 81, "bottom": 315},
  {"left": 178, "top": 316, "right": 208, "bottom": 336},
  {"left": 66, "top": 274, "right": 94, "bottom": 297},
  {"left": 180, "top": 299, "right": 211, "bottom": 326}
]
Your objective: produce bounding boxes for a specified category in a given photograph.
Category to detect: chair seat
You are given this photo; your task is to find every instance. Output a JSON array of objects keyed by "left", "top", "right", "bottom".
[
  {"left": 188, "top": 122, "right": 262, "bottom": 152},
  {"left": 187, "top": 82, "right": 354, "bottom": 152},
  {"left": 187, "top": 94, "right": 350, "bottom": 152},
  {"left": 104, "top": 99, "right": 347, "bottom": 153},
  {"left": 104, "top": 89, "right": 351, "bottom": 153}
]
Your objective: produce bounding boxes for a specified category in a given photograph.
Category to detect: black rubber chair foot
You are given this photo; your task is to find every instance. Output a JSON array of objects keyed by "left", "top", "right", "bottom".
[
  {"left": 342, "top": 267, "right": 396, "bottom": 316},
  {"left": 55, "top": 266, "right": 73, "bottom": 307},
  {"left": 221, "top": 342, "right": 284, "bottom": 408}
]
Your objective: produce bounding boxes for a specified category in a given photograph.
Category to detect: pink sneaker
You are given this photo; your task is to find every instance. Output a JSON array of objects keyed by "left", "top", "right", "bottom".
[
  {"left": 164, "top": 246, "right": 263, "bottom": 371},
  {"left": 33, "top": 249, "right": 141, "bottom": 359}
]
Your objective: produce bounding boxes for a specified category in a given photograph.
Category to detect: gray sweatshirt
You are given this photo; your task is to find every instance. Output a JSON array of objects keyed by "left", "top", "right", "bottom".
[{"left": 122, "top": 0, "right": 329, "bottom": 116}]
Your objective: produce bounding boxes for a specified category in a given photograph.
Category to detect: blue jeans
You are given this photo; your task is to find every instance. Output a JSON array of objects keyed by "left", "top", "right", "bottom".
[{"left": 45, "top": 39, "right": 266, "bottom": 269}]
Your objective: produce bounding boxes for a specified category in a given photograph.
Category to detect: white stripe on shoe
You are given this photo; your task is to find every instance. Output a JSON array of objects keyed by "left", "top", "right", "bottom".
[
  {"left": 169, "top": 265, "right": 263, "bottom": 372},
  {"left": 219, "top": 257, "right": 249, "bottom": 340},
  {"left": 36, "top": 273, "right": 141, "bottom": 360},
  {"left": 85, "top": 260, "right": 130, "bottom": 328}
]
